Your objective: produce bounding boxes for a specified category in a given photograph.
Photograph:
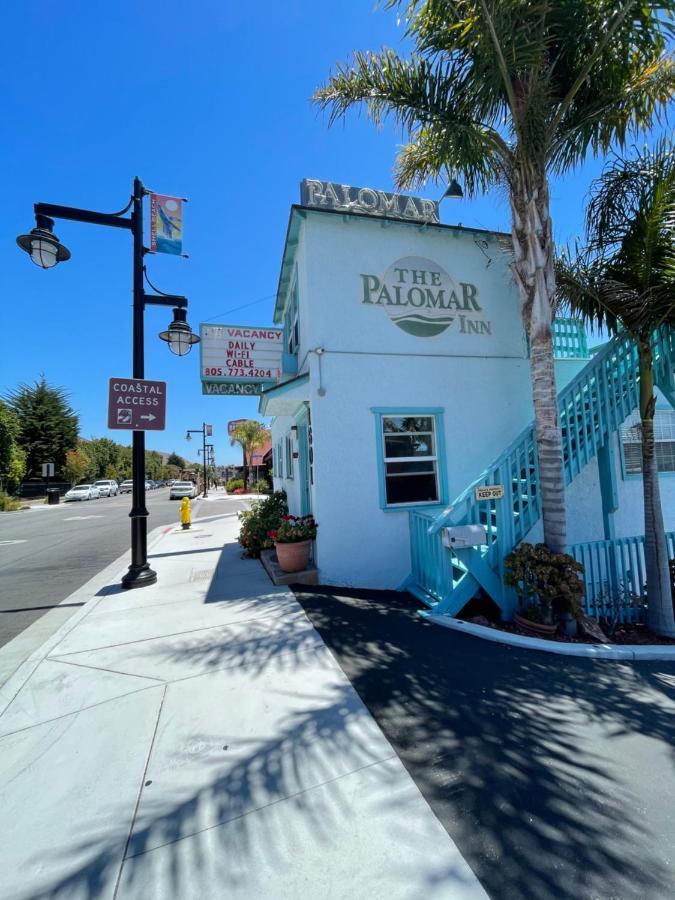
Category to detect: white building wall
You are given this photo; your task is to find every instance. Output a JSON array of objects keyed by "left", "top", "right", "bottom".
[
  {"left": 282, "top": 211, "right": 536, "bottom": 587},
  {"left": 268, "top": 207, "right": 674, "bottom": 589}
]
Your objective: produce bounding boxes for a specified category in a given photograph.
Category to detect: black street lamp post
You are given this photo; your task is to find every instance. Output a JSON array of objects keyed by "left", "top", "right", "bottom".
[
  {"left": 17, "top": 177, "right": 199, "bottom": 590},
  {"left": 186, "top": 425, "right": 211, "bottom": 498},
  {"left": 199, "top": 443, "right": 215, "bottom": 490}
]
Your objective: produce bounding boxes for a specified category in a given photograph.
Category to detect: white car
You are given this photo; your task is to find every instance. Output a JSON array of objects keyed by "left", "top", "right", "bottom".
[
  {"left": 94, "top": 480, "right": 118, "bottom": 497},
  {"left": 170, "top": 481, "right": 197, "bottom": 500},
  {"left": 65, "top": 484, "right": 100, "bottom": 502}
]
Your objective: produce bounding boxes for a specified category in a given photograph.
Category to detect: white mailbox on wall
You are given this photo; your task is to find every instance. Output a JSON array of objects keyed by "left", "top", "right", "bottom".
[{"left": 441, "top": 525, "right": 488, "bottom": 549}]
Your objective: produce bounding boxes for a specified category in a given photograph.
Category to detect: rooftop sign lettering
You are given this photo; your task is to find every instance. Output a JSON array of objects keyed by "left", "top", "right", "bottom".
[{"left": 300, "top": 179, "right": 440, "bottom": 224}]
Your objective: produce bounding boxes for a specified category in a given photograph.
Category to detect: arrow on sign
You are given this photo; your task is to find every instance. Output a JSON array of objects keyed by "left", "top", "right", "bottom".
[{"left": 140, "top": 414, "right": 156, "bottom": 422}]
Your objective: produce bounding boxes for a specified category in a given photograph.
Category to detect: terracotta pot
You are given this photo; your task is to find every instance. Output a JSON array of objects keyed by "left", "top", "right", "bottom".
[
  {"left": 275, "top": 539, "right": 311, "bottom": 573},
  {"left": 514, "top": 612, "right": 557, "bottom": 637}
]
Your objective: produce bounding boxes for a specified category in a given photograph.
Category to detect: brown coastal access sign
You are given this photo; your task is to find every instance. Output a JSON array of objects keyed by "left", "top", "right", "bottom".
[{"left": 107, "top": 377, "right": 167, "bottom": 431}]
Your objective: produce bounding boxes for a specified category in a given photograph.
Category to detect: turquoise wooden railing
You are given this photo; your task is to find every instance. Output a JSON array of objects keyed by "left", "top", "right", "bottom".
[
  {"left": 408, "top": 327, "right": 675, "bottom": 616},
  {"left": 570, "top": 532, "right": 675, "bottom": 623},
  {"left": 552, "top": 317, "right": 589, "bottom": 359}
]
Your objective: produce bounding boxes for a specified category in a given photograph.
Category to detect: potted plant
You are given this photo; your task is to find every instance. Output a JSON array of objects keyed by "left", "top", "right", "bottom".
[
  {"left": 268, "top": 515, "right": 318, "bottom": 573},
  {"left": 504, "top": 543, "right": 585, "bottom": 637}
]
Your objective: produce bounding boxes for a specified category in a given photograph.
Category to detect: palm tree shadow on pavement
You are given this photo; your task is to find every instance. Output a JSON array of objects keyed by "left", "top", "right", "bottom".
[{"left": 294, "top": 587, "right": 675, "bottom": 900}]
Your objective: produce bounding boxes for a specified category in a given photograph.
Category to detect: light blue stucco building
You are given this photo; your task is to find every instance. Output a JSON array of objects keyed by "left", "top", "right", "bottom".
[{"left": 260, "top": 181, "right": 675, "bottom": 621}]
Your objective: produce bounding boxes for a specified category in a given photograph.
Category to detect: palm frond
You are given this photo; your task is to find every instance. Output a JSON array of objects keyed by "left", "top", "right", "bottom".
[
  {"left": 551, "top": 56, "right": 675, "bottom": 173},
  {"left": 394, "top": 122, "right": 509, "bottom": 192},
  {"left": 557, "top": 140, "right": 675, "bottom": 335}
]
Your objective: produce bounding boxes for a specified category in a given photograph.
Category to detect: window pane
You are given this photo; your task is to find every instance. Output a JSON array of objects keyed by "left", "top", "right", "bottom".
[
  {"left": 385, "top": 472, "right": 438, "bottom": 504},
  {"left": 656, "top": 441, "right": 675, "bottom": 473},
  {"left": 384, "top": 433, "right": 434, "bottom": 458},
  {"left": 386, "top": 460, "right": 435, "bottom": 475},
  {"left": 383, "top": 416, "right": 434, "bottom": 434}
]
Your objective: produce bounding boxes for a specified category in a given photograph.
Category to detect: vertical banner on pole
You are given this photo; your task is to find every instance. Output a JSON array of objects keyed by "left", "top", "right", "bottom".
[
  {"left": 206, "top": 424, "right": 213, "bottom": 436},
  {"left": 150, "top": 194, "right": 183, "bottom": 255}
]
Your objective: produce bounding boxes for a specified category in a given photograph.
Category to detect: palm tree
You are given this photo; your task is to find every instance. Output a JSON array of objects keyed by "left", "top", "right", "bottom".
[
  {"left": 313, "top": 0, "right": 675, "bottom": 555},
  {"left": 230, "top": 421, "right": 268, "bottom": 491},
  {"left": 556, "top": 142, "right": 675, "bottom": 635}
]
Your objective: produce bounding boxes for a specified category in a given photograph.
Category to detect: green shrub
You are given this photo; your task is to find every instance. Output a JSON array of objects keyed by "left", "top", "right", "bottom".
[
  {"left": 253, "top": 478, "right": 270, "bottom": 494},
  {"left": 0, "top": 490, "right": 22, "bottom": 512},
  {"left": 226, "top": 478, "right": 245, "bottom": 493},
  {"left": 238, "top": 491, "right": 288, "bottom": 558},
  {"left": 504, "top": 542, "right": 584, "bottom": 623}
]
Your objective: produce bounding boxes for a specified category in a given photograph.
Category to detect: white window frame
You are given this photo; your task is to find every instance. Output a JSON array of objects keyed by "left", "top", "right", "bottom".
[{"left": 621, "top": 408, "right": 675, "bottom": 476}]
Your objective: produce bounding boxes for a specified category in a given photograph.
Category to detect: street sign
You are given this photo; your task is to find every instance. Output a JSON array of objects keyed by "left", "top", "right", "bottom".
[
  {"left": 107, "top": 378, "right": 167, "bottom": 431},
  {"left": 41, "top": 463, "right": 55, "bottom": 477},
  {"left": 227, "top": 418, "right": 248, "bottom": 435},
  {"left": 475, "top": 485, "right": 504, "bottom": 501}
]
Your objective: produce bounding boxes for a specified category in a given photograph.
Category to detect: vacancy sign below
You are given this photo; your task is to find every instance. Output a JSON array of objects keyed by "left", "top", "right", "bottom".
[
  {"left": 200, "top": 324, "right": 283, "bottom": 395},
  {"left": 108, "top": 377, "right": 167, "bottom": 431}
]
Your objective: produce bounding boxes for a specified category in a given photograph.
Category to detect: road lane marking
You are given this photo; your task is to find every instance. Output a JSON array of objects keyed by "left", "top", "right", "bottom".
[
  {"left": 0, "top": 540, "right": 28, "bottom": 545},
  {"left": 63, "top": 515, "right": 105, "bottom": 521}
]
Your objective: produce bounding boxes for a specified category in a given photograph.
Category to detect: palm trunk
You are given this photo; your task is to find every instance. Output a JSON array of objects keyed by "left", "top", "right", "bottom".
[
  {"left": 242, "top": 445, "right": 249, "bottom": 492},
  {"left": 639, "top": 340, "right": 675, "bottom": 636},
  {"left": 510, "top": 168, "right": 567, "bottom": 554}
]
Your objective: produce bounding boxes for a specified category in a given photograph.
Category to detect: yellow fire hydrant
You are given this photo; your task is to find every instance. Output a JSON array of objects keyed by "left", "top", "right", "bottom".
[{"left": 180, "top": 496, "right": 191, "bottom": 530}]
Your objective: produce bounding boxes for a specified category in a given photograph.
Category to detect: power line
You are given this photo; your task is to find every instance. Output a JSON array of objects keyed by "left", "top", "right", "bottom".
[{"left": 203, "top": 292, "right": 276, "bottom": 322}]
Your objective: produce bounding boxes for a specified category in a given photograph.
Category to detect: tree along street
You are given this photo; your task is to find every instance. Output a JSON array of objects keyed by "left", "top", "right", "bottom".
[{"left": 0, "top": 490, "right": 250, "bottom": 649}]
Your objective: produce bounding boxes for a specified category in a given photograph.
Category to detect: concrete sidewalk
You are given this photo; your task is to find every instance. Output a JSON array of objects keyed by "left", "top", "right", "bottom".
[{"left": 0, "top": 512, "right": 486, "bottom": 900}]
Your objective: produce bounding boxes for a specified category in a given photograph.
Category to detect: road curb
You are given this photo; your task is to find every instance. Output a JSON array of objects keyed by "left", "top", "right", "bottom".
[
  {"left": 425, "top": 613, "right": 675, "bottom": 661},
  {"left": 0, "top": 523, "right": 172, "bottom": 711}
]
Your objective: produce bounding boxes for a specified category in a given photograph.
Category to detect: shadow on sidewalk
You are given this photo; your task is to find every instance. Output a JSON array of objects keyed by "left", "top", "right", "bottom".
[
  {"left": 293, "top": 586, "right": 675, "bottom": 900},
  {"left": 18, "top": 618, "right": 463, "bottom": 898}
]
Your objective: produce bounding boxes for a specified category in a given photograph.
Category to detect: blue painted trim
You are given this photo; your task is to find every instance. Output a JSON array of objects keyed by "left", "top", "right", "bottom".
[
  {"left": 598, "top": 437, "right": 618, "bottom": 540},
  {"left": 372, "top": 408, "right": 448, "bottom": 510},
  {"left": 261, "top": 373, "right": 309, "bottom": 397},
  {"left": 371, "top": 407, "right": 445, "bottom": 415}
]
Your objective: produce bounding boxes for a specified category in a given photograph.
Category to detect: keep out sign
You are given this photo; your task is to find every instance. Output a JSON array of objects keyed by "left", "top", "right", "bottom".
[{"left": 107, "top": 378, "right": 167, "bottom": 431}]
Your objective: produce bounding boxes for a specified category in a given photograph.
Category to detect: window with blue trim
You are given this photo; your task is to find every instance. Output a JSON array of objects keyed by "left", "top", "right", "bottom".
[
  {"left": 380, "top": 415, "right": 439, "bottom": 505},
  {"left": 285, "top": 435, "right": 294, "bottom": 479}
]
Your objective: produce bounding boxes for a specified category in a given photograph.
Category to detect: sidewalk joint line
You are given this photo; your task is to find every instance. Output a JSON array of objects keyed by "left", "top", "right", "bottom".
[
  {"left": 49, "top": 606, "right": 301, "bottom": 658},
  {"left": 124, "top": 752, "right": 398, "bottom": 860},
  {"left": 115, "top": 684, "right": 168, "bottom": 896},
  {"left": 0, "top": 682, "right": 164, "bottom": 740},
  {"left": 49, "top": 656, "right": 167, "bottom": 683}
]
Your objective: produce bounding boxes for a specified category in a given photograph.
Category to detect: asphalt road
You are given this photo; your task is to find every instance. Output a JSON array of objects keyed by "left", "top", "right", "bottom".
[
  {"left": 0, "top": 489, "right": 248, "bottom": 648},
  {"left": 296, "top": 586, "right": 675, "bottom": 900}
]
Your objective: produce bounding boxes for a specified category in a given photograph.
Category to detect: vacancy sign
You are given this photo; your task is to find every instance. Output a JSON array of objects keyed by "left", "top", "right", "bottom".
[
  {"left": 107, "top": 378, "right": 167, "bottom": 431},
  {"left": 200, "top": 324, "right": 283, "bottom": 394}
]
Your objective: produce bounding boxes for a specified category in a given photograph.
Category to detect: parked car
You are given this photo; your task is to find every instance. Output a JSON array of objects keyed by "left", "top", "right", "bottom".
[
  {"left": 65, "top": 484, "right": 100, "bottom": 502},
  {"left": 119, "top": 480, "right": 134, "bottom": 494},
  {"left": 94, "top": 480, "right": 118, "bottom": 497},
  {"left": 169, "top": 481, "right": 197, "bottom": 500}
]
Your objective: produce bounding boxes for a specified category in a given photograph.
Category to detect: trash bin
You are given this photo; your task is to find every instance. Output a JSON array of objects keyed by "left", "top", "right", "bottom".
[{"left": 46, "top": 488, "right": 60, "bottom": 505}]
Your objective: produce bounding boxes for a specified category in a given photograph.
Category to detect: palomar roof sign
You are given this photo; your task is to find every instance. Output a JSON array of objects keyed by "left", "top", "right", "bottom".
[{"left": 301, "top": 179, "right": 440, "bottom": 224}]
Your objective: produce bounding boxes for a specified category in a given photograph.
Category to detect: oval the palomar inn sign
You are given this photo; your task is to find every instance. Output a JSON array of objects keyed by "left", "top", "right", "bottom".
[{"left": 360, "top": 256, "right": 489, "bottom": 338}]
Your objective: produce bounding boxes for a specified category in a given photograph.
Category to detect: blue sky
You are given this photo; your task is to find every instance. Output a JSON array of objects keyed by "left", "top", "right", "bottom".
[{"left": 1, "top": 1, "right": 655, "bottom": 464}]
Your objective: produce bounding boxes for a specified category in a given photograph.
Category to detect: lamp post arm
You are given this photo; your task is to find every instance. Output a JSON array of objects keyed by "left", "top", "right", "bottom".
[{"left": 34, "top": 201, "right": 133, "bottom": 231}]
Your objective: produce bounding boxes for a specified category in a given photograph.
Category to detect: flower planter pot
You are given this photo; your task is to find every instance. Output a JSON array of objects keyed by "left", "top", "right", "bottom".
[
  {"left": 514, "top": 612, "right": 557, "bottom": 637},
  {"left": 275, "top": 539, "right": 311, "bottom": 574}
]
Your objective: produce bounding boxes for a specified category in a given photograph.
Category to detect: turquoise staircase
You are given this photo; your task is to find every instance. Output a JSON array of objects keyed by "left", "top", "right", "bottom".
[{"left": 407, "top": 327, "right": 675, "bottom": 618}]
